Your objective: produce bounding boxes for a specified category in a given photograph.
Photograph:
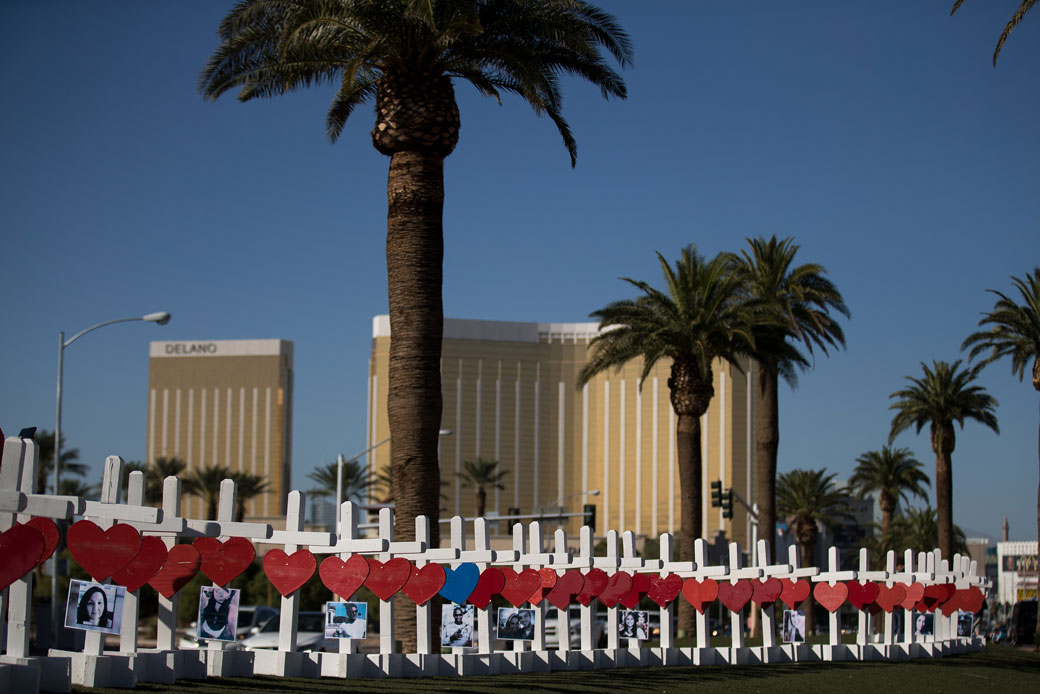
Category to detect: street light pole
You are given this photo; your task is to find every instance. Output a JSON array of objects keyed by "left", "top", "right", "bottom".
[{"left": 51, "top": 310, "right": 170, "bottom": 645}]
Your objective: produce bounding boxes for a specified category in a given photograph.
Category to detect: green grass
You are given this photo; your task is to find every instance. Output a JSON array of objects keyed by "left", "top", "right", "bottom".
[{"left": 72, "top": 644, "right": 1039, "bottom": 694}]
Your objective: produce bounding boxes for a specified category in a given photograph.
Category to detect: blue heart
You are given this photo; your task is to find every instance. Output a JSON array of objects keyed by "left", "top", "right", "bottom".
[{"left": 439, "top": 563, "right": 479, "bottom": 605}]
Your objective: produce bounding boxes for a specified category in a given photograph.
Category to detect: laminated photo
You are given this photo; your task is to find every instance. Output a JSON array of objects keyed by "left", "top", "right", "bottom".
[
  {"left": 65, "top": 580, "right": 125, "bottom": 635},
  {"left": 196, "top": 586, "right": 241, "bottom": 641},
  {"left": 325, "top": 601, "right": 367, "bottom": 639}
]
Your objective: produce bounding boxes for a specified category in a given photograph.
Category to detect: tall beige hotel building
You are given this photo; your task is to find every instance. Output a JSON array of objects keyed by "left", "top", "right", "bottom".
[
  {"left": 146, "top": 339, "right": 293, "bottom": 521},
  {"left": 368, "top": 317, "right": 759, "bottom": 547}
]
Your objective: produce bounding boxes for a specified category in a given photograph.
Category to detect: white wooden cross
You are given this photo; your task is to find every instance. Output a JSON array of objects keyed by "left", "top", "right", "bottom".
[
  {"left": 754, "top": 540, "right": 794, "bottom": 655},
  {"left": 527, "top": 521, "right": 550, "bottom": 653},
  {"left": 811, "top": 546, "right": 856, "bottom": 656},
  {"left": 689, "top": 538, "right": 729, "bottom": 655},
  {"left": 618, "top": 531, "right": 648, "bottom": 652},
  {"left": 721, "top": 542, "right": 762, "bottom": 653},
  {"left": 550, "top": 526, "right": 591, "bottom": 656},
  {"left": 931, "top": 551, "right": 958, "bottom": 645},
  {"left": 855, "top": 548, "right": 888, "bottom": 652},
  {"left": 574, "top": 525, "right": 602, "bottom": 653},
  {"left": 255, "top": 490, "right": 310, "bottom": 668}
]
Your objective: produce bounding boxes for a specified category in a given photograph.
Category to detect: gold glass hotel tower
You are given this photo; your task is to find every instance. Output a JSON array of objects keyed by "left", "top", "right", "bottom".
[
  {"left": 146, "top": 339, "right": 293, "bottom": 521},
  {"left": 368, "top": 317, "right": 758, "bottom": 546}
]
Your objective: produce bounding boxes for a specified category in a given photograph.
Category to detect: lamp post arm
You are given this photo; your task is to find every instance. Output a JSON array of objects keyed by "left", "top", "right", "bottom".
[{"left": 63, "top": 316, "right": 149, "bottom": 348}]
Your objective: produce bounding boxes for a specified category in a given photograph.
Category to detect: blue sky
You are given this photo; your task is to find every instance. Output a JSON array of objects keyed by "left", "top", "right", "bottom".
[{"left": 1, "top": 1, "right": 1037, "bottom": 541}]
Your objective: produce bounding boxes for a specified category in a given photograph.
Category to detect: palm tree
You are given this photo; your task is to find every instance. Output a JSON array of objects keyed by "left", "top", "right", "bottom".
[
  {"left": 776, "top": 468, "right": 851, "bottom": 636},
  {"left": 848, "top": 446, "right": 930, "bottom": 539},
  {"left": 884, "top": 506, "right": 969, "bottom": 558},
  {"left": 951, "top": 1, "right": 1036, "bottom": 66},
  {"left": 33, "top": 430, "right": 88, "bottom": 494},
  {"left": 58, "top": 477, "right": 99, "bottom": 500},
  {"left": 199, "top": 2, "right": 631, "bottom": 576},
  {"left": 230, "top": 471, "right": 271, "bottom": 522},
  {"left": 962, "top": 266, "right": 1040, "bottom": 644},
  {"left": 889, "top": 360, "right": 998, "bottom": 562},
  {"left": 187, "top": 464, "right": 233, "bottom": 520},
  {"left": 149, "top": 457, "right": 199, "bottom": 504},
  {"left": 307, "top": 459, "right": 374, "bottom": 505},
  {"left": 732, "top": 236, "right": 848, "bottom": 551},
  {"left": 578, "top": 245, "right": 755, "bottom": 632},
  {"left": 457, "top": 458, "right": 509, "bottom": 517}
]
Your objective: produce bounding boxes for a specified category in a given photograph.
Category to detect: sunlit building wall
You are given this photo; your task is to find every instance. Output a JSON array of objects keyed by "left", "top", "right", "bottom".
[
  {"left": 146, "top": 339, "right": 293, "bottom": 521},
  {"left": 368, "top": 317, "right": 757, "bottom": 546}
]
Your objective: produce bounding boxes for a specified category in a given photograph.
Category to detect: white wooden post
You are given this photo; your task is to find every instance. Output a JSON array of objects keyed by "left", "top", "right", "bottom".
[
  {"left": 753, "top": 539, "right": 793, "bottom": 664},
  {"left": 657, "top": 534, "right": 675, "bottom": 661},
  {"left": 338, "top": 502, "right": 360, "bottom": 657},
  {"left": 855, "top": 547, "right": 888, "bottom": 661},
  {"left": 721, "top": 542, "right": 762, "bottom": 665},
  {"left": 619, "top": 531, "right": 647, "bottom": 666},
  {"left": 83, "top": 457, "right": 125, "bottom": 658},
  {"left": 2, "top": 438, "right": 39, "bottom": 660},
  {"left": 811, "top": 546, "right": 856, "bottom": 662},
  {"left": 118, "top": 471, "right": 145, "bottom": 655},
  {"left": 602, "top": 530, "right": 621, "bottom": 655},
  {"left": 378, "top": 507, "right": 396, "bottom": 662},
  {"left": 154, "top": 477, "right": 183, "bottom": 654},
  {"left": 772, "top": 544, "right": 819, "bottom": 663}
]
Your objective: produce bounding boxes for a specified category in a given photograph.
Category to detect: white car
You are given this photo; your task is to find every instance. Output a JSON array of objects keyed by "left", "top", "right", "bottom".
[
  {"left": 235, "top": 611, "right": 337, "bottom": 653},
  {"left": 544, "top": 607, "right": 608, "bottom": 649},
  {"left": 178, "top": 604, "right": 280, "bottom": 649}
]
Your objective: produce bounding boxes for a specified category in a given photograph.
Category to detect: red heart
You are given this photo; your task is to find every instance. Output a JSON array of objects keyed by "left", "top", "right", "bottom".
[
  {"left": 779, "top": 578, "right": 811, "bottom": 610},
  {"left": 917, "top": 584, "right": 946, "bottom": 612},
  {"left": 403, "top": 563, "right": 446, "bottom": 605},
  {"left": 529, "top": 568, "right": 558, "bottom": 605},
  {"left": 319, "top": 555, "right": 370, "bottom": 600},
  {"left": 576, "top": 569, "right": 608, "bottom": 606},
  {"left": 813, "top": 582, "right": 848, "bottom": 613},
  {"left": 599, "top": 571, "right": 633, "bottom": 608},
  {"left": 718, "top": 580, "right": 753, "bottom": 612},
  {"left": 469, "top": 567, "right": 506, "bottom": 609},
  {"left": 751, "top": 577, "right": 783, "bottom": 607},
  {"left": 875, "top": 583, "right": 907, "bottom": 613},
  {"left": 499, "top": 568, "right": 541, "bottom": 607},
  {"left": 194, "top": 537, "right": 255, "bottom": 586},
  {"left": 263, "top": 549, "right": 316, "bottom": 597},
  {"left": 545, "top": 570, "right": 584, "bottom": 610},
  {"left": 847, "top": 581, "right": 880, "bottom": 610},
  {"left": 67, "top": 520, "right": 142, "bottom": 582},
  {"left": 681, "top": 578, "right": 719, "bottom": 613},
  {"left": 148, "top": 544, "right": 201, "bottom": 598},
  {"left": 648, "top": 573, "right": 683, "bottom": 607},
  {"left": 365, "top": 557, "right": 412, "bottom": 601},
  {"left": 941, "top": 588, "right": 964, "bottom": 616},
  {"left": 0, "top": 524, "right": 45, "bottom": 591},
  {"left": 900, "top": 582, "right": 925, "bottom": 610},
  {"left": 620, "top": 573, "right": 651, "bottom": 609},
  {"left": 25, "top": 518, "right": 59, "bottom": 567},
  {"left": 961, "top": 586, "right": 985, "bottom": 614},
  {"left": 112, "top": 536, "right": 169, "bottom": 593}
]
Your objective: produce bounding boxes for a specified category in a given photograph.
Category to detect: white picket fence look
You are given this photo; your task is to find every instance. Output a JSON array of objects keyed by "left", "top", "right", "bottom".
[{"left": 0, "top": 437, "right": 989, "bottom": 692}]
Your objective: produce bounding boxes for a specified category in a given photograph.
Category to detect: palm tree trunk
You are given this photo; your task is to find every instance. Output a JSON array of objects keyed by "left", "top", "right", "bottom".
[
  {"left": 880, "top": 490, "right": 895, "bottom": 539},
  {"left": 754, "top": 361, "right": 779, "bottom": 561},
  {"left": 476, "top": 487, "right": 486, "bottom": 518},
  {"left": 385, "top": 149, "right": 445, "bottom": 653},
  {"left": 931, "top": 422, "right": 955, "bottom": 561},
  {"left": 675, "top": 409, "right": 701, "bottom": 634}
]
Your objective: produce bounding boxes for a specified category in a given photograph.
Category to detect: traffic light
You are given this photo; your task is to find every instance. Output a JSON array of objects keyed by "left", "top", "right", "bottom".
[
  {"left": 721, "top": 489, "right": 734, "bottom": 519},
  {"left": 583, "top": 503, "right": 597, "bottom": 533},
  {"left": 710, "top": 480, "right": 722, "bottom": 508}
]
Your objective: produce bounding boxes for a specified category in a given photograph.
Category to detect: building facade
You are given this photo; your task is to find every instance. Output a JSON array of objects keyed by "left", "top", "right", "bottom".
[
  {"left": 146, "top": 339, "right": 293, "bottom": 521},
  {"left": 367, "top": 317, "right": 759, "bottom": 546}
]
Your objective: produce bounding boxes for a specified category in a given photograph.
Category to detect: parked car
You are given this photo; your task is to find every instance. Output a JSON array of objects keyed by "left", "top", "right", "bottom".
[
  {"left": 234, "top": 611, "right": 337, "bottom": 653},
  {"left": 178, "top": 605, "right": 280, "bottom": 649},
  {"left": 1009, "top": 601, "right": 1037, "bottom": 646},
  {"left": 544, "top": 606, "right": 607, "bottom": 648}
]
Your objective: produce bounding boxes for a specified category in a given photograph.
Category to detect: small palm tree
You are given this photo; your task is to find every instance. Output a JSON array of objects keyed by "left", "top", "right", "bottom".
[
  {"left": 951, "top": 1, "right": 1036, "bottom": 66},
  {"left": 884, "top": 506, "right": 969, "bottom": 558},
  {"left": 776, "top": 468, "right": 851, "bottom": 636},
  {"left": 149, "top": 457, "right": 199, "bottom": 504},
  {"left": 848, "top": 446, "right": 930, "bottom": 539},
  {"left": 457, "top": 458, "right": 509, "bottom": 517},
  {"left": 962, "top": 266, "right": 1040, "bottom": 644},
  {"left": 307, "top": 460, "right": 374, "bottom": 505},
  {"left": 888, "top": 360, "right": 998, "bottom": 561},
  {"left": 187, "top": 464, "right": 233, "bottom": 520},
  {"left": 578, "top": 245, "right": 755, "bottom": 633},
  {"left": 230, "top": 471, "right": 271, "bottom": 522},
  {"left": 732, "top": 235, "right": 849, "bottom": 548},
  {"left": 33, "top": 429, "right": 87, "bottom": 494},
  {"left": 58, "top": 477, "right": 99, "bottom": 500}
]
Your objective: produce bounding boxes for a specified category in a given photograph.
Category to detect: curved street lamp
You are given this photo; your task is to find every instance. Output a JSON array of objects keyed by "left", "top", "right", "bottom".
[{"left": 51, "top": 310, "right": 170, "bottom": 642}]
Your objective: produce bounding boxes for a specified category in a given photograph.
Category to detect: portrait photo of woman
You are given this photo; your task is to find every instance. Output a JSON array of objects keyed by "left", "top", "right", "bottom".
[
  {"left": 196, "top": 586, "right": 240, "bottom": 642},
  {"left": 65, "top": 580, "right": 124, "bottom": 635},
  {"left": 618, "top": 610, "right": 649, "bottom": 640}
]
